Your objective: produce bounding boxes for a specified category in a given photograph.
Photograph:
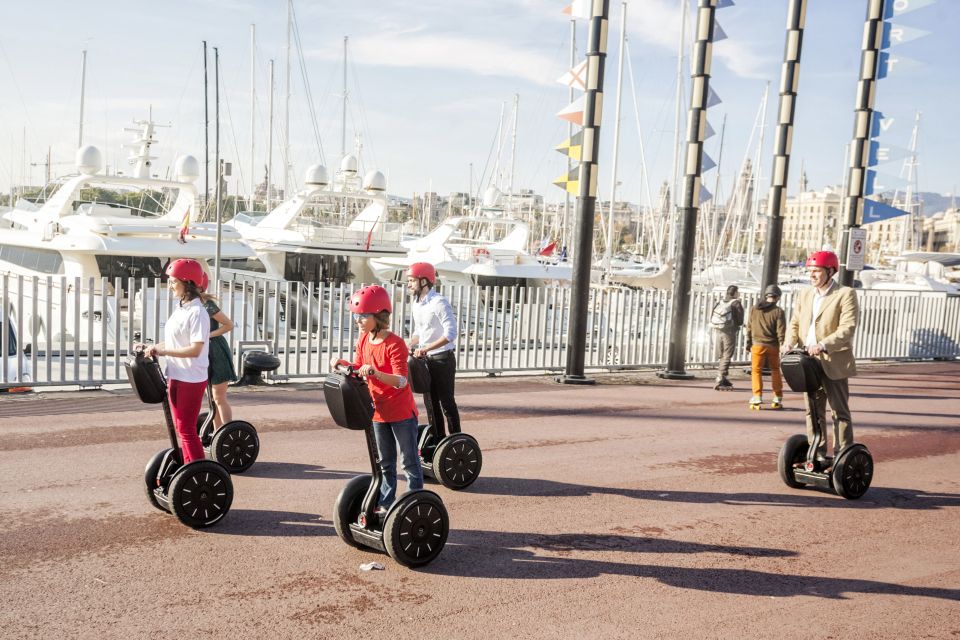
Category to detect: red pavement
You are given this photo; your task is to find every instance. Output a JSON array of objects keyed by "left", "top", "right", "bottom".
[{"left": 0, "top": 361, "right": 958, "bottom": 639}]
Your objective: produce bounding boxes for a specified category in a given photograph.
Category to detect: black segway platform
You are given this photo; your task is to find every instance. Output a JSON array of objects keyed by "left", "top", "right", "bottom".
[
  {"left": 408, "top": 356, "right": 482, "bottom": 490},
  {"left": 776, "top": 350, "right": 873, "bottom": 499},
  {"left": 324, "top": 364, "right": 449, "bottom": 567},
  {"left": 125, "top": 349, "right": 234, "bottom": 528},
  {"left": 196, "top": 384, "right": 260, "bottom": 474}
]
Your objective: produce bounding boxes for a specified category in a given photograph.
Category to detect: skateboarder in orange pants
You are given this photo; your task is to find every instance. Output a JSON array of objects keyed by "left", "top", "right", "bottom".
[{"left": 745, "top": 285, "right": 786, "bottom": 409}]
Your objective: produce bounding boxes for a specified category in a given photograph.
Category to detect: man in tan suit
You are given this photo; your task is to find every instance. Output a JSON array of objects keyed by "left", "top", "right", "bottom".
[{"left": 782, "top": 250, "right": 859, "bottom": 464}]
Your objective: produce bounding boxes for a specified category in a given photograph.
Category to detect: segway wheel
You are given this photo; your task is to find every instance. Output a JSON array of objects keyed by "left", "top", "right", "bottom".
[
  {"left": 333, "top": 475, "right": 372, "bottom": 548},
  {"left": 433, "top": 434, "right": 482, "bottom": 490},
  {"left": 778, "top": 434, "right": 809, "bottom": 489},
  {"left": 831, "top": 445, "right": 873, "bottom": 500},
  {"left": 144, "top": 448, "right": 174, "bottom": 512},
  {"left": 210, "top": 421, "right": 260, "bottom": 473},
  {"left": 384, "top": 491, "right": 448, "bottom": 567},
  {"left": 168, "top": 460, "right": 233, "bottom": 528}
]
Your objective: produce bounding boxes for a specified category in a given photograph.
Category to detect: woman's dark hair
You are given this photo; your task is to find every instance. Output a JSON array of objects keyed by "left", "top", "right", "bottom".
[
  {"left": 371, "top": 310, "right": 391, "bottom": 335},
  {"left": 180, "top": 280, "right": 202, "bottom": 302}
]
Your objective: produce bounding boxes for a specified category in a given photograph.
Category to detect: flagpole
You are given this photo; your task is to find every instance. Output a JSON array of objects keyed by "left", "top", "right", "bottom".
[
  {"left": 564, "top": 18, "right": 576, "bottom": 256},
  {"left": 561, "top": 0, "right": 611, "bottom": 385},
  {"left": 658, "top": 0, "right": 719, "bottom": 380},
  {"left": 839, "top": 0, "right": 886, "bottom": 287},
  {"left": 603, "top": 1, "right": 628, "bottom": 272}
]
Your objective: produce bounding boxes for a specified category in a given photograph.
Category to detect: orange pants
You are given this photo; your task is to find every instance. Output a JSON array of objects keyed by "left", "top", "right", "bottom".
[{"left": 751, "top": 344, "right": 783, "bottom": 398}]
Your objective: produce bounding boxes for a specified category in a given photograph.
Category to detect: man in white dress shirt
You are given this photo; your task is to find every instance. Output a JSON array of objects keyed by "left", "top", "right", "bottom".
[{"left": 406, "top": 262, "right": 461, "bottom": 434}]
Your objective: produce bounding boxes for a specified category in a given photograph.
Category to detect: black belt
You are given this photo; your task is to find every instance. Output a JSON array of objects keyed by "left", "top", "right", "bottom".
[{"left": 427, "top": 351, "right": 454, "bottom": 360}]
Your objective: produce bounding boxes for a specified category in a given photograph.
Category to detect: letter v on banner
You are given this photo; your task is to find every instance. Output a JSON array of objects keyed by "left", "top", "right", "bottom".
[{"left": 870, "top": 111, "right": 895, "bottom": 138}]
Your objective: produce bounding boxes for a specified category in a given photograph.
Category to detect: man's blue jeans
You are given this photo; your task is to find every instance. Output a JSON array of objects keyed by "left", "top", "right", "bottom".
[{"left": 372, "top": 414, "right": 424, "bottom": 508}]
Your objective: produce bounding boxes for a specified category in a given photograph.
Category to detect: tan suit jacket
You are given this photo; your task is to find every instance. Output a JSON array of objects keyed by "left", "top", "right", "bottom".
[{"left": 785, "top": 283, "right": 859, "bottom": 380}]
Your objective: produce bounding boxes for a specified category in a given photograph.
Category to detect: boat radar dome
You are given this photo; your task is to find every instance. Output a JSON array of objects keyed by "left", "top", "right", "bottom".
[
  {"left": 305, "top": 164, "right": 329, "bottom": 186},
  {"left": 174, "top": 155, "right": 201, "bottom": 182},
  {"left": 340, "top": 154, "right": 358, "bottom": 175},
  {"left": 482, "top": 186, "right": 503, "bottom": 207},
  {"left": 362, "top": 170, "right": 386, "bottom": 192},
  {"left": 76, "top": 146, "right": 103, "bottom": 175}
]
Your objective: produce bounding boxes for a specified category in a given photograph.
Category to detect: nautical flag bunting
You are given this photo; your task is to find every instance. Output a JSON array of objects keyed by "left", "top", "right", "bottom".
[
  {"left": 706, "top": 87, "right": 722, "bottom": 108},
  {"left": 704, "top": 119, "right": 716, "bottom": 140},
  {"left": 553, "top": 167, "right": 580, "bottom": 194},
  {"left": 699, "top": 185, "right": 713, "bottom": 203},
  {"left": 883, "top": 0, "right": 935, "bottom": 19},
  {"left": 716, "top": 0, "right": 735, "bottom": 8},
  {"left": 877, "top": 52, "right": 923, "bottom": 79},
  {"left": 868, "top": 140, "right": 912, "bottom": 166},
  {"left": 870, "top": 111, "right": 895, "bottom": 138},
  {"left": 881, "top": 23, "right": 931, "bottom": 48},
  {"left": 701, "top": 152, "right": 716, "bottom": 173},
  {"left": 713, "top": 22, "right": 728, "bottom": 42},
  {"left": 863, "top": 199, "right": 909, "bottom": 223},
  {"left": 555, "top": 130, "right": 584, "bottom": 161},
  {"left": 557, "top": 95, "right": 586, "bottom": 126},
  {"left": 561, "top": 0, "right": 591, "bottom": 19},
  {"left": 865, "top": 169, "right": 910, "bottom": 195},
  {"left": 557, "top": 60, "right": 588, "bottom": 91}
]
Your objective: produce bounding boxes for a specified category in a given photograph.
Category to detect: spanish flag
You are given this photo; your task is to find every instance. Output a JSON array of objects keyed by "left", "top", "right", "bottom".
[{"left": 178, "top": 208, "right": 190, "bottom": 244}]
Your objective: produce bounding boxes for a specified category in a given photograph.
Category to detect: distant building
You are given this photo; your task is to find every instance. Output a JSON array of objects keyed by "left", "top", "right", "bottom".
[
  {"left": 781, "top": 186, "right": 842, "bottom": 260},
  {"left": 921, "top": 207, "right": 960, "bottom": 252}
]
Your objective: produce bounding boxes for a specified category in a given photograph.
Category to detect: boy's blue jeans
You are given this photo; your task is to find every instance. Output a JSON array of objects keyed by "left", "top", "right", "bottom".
[{"left": 372, "top": 415, "right": 424, "bottom": 508}]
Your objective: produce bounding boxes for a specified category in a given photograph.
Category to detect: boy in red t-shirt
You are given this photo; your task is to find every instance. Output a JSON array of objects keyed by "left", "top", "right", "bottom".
[{"left": 332, "top": 285, "right": 422, "bottom": 516}]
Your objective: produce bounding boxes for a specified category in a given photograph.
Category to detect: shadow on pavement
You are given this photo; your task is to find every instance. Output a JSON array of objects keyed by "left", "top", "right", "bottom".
[
  {"left": 430, "top": 531, "right": 960, "bottom": 601},
  {"left": 467, "top": 476, "right": 960, "bottom": 510},
  {"left": 238, "top": 461, "right": 362, "bottom": 481},
  {"left": 212, "top": 509, "right": 335, "bottom": 537}
]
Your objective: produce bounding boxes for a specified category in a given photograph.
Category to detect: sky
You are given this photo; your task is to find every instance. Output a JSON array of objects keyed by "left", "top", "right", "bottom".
[{"left": 0, "top": 0, "right": 957, "bottom": 210}]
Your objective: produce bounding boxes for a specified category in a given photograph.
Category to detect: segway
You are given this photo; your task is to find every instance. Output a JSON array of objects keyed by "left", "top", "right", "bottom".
[
  {"left": 408, "top": 355, "right": 482, "bottom": 490},
  {"left": 777, "top": 350, "right": 873, "bottom": 500},
  {"left": 125, "top": 348, "right": 234, "bottom": 528},
  {"left": 324, "top": 364, "right": 449, "bottom": 567},
  {"left": 196, "top": 384, "right": 260, "bottom": 473}
]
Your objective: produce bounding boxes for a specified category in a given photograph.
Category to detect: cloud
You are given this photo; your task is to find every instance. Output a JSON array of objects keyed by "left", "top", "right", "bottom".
[
  {"left": 626, "top": 0, "right": 774, "bottom": 80},
  {"left": 306, "top": 33, "right": 559, "bottom": 86}
]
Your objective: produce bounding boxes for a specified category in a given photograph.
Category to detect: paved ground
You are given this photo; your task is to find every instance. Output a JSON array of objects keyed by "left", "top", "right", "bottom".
[{"left": 0, "top": 361, "right": 958, "bottom": 639}]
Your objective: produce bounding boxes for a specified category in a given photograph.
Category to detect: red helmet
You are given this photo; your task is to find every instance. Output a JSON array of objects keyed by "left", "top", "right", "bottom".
[
  {"left": 407, "top": 262, "right": 436, "bottom": 285},
  {"left": 806, "top": 251, "right": 839, "bottom": 271},
  {"left": 350, "top": 285, "right": 392, "bottom": 314},
  {"left": 165, "top": 258, "right": 205, "bottom": 286},
  {"left": 199, "top": 271, "right": 209, "bottom": 292}
]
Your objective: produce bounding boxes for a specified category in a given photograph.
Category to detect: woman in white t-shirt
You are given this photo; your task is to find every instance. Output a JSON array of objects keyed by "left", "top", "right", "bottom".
[{"left": 143, "top": 258, "right": 210, "bottom": 463}]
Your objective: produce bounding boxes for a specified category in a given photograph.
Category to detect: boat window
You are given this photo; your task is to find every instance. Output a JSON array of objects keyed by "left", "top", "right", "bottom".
[
  {"left": 0, "top": 244, "right": 64, "bottom": 274},
  {"left": 218, "top": 257, "right": 268, "bottom": 273},
  {"left": 284, "top": 252, "right": 351, "bottom": 284},
  {"left": 95, "top": 255, "right": 167, "bottom": 287}
]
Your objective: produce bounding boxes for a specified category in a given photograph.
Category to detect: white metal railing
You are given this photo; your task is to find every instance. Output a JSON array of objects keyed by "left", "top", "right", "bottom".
[{"left": 2, "top": 273, "right": 958, "bottom": 388}]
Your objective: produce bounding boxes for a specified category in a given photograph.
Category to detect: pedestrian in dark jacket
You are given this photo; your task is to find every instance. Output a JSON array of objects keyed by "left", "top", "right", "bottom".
[
  {"left": 745, "top": 284, "right": 787, "bottom": 409},
  {"left": 711, "top": 285, "right": 744, "bottom": 389}
]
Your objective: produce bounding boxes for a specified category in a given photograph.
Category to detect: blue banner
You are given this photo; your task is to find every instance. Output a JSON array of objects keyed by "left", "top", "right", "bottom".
[
  {"left": 863, "top": 199, "right": 909, "bottom": 223},
  {"left": 869, "top": 140, "right": 912, "bottom": 166},
  {"left": 881, "top": 22, "right": 931, "bottom": 48},
  {"left": 878, "top": 51, "right": 923, "bottom": 79},
  {"left": 883, "top": 0, "right": 936, "bottom": 20},
  {"left": 865, "top": 169, "right": 910, "bottom": 196}
]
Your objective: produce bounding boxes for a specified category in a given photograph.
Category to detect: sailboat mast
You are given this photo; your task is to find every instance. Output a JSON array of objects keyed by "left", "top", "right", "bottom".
[
  {"left": 564, "top": 19, "right": 576, "bottom": 254},
  {"left": 746, "top": 82, "right": 770, "bottom": 267},
  {"left": 603, "top": 0, "right": 628, "bottom": 271},
  {"left": 203, "top": 41, "right": 210, "bottom": 214},
  {"left": 283, "top": 0, "right": 292, "bottom": 198},
  {"left": 341, "top": 36, "right": 348, "bottom": 161},
  {"left": 508, "top": 93, "right": 519, "bottom": 214},
  {"left": 900, "top": 110, "right": 921, "bottom": 253},
  {"left": 78, "top": 49, "right": 87, "bottom": 148},
  {"left": 667, "top": 0, "right": 688, "bottom": 261},
  {"left": 250, "top": 24, "right": 256, "bottom": 209},
  {"left": 267, "top": 59, "right": 275, "bottom": 211}
]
